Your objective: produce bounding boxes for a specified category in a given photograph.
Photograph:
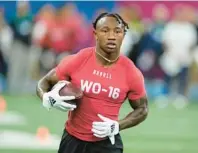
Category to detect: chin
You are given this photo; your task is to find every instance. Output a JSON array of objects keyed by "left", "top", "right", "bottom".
[{"left": 105, "top": 48, "right": 118, "bottom": 54}]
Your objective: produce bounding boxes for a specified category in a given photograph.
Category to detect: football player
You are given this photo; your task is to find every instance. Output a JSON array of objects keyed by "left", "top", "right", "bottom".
[{"left": 36, "top": 12, "right": 148, "bottom": 153}]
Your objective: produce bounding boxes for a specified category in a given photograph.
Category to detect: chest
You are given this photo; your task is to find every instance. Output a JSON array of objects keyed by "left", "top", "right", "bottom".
[{"left": 71, "top": 65, "right": 129, "bottom": 103}]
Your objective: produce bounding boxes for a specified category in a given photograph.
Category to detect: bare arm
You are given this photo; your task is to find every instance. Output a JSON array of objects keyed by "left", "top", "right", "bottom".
[
  {"left": 118, "top": 96, "right": 148, "bottom": 131},
  {"left": 36, "top": 69, "right": 59, "bottom": 100},
  {"left": 36, "top": 54, "right": 75, "bottom": 100}
]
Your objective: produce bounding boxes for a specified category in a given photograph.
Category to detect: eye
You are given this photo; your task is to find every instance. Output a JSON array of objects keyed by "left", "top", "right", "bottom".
[
  {"left": 115, "top": 29, "right": 122, "bottom": 34},
  {"left": 102, "top": 29, "right": 108, "bottom": 33}
]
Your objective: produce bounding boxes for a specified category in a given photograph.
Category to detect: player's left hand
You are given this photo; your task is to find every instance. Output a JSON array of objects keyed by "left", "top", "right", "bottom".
[{"left": 92, "top": 114, "right": 119, "bottom": 145}]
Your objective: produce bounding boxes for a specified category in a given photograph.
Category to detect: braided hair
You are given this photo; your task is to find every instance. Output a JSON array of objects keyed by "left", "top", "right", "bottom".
[{"left": 93, "top": 12, "right": 129, "bottom": 33}]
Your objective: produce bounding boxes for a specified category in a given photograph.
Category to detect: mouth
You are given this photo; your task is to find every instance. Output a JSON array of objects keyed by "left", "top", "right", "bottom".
[{"left": 106, "top": 42, "right": 116, "bottom": 49}]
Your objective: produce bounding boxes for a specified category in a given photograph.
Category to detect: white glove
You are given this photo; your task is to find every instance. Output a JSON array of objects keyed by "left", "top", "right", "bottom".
[
  {"left": 92, "top": 114, "right": 119, "bottom": 145},
  {"left": 42, "top": 80, "right": 77, "bottom": 112}
]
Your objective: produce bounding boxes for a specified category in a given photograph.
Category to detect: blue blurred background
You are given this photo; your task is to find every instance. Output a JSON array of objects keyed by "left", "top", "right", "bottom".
[{"left": 0, "top": 1, "right": 115, "bottom": 23}]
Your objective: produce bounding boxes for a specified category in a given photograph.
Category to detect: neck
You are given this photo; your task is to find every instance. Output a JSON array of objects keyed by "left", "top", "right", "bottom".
[{"left": 95, "top": 45, "right": 120, "bottom": 66}]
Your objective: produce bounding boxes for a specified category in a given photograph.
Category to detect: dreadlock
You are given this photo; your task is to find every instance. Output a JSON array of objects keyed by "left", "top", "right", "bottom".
[{"left": 93, "top": 12, "right": 129, "bottom": 33}]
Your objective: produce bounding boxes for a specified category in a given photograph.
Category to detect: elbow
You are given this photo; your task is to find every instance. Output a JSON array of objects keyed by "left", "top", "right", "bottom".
[
  {"left": 36, "top": 83, "right": 40, "bottom": 97},
  {"left": 144, "top": 107, "right": 148, "bottom": 118},
  {"left": 36, "top": 78, "right": 46, "bottom": 99},
  {"left": 36, "top": 82, "right": 41, "bottom": 99},
  {"left": 142, "top": 107, "right": 148, "bottom": 121}
]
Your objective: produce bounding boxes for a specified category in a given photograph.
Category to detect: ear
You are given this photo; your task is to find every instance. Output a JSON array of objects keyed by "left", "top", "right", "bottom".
[
  {"left": 93, "top": 29, "right": 98, "bottom": 40},
  {"left": 123, "top": 28, "right": 127, "bottom": 36}
]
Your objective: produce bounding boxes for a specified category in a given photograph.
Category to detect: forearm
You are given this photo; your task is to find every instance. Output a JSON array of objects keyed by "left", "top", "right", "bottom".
[
  {"left": 118, "top": 107, "right": 148, "bottom": 131},
  {"left": 36, "top": 69, "right": 59, "bottom": 100},
  {"left": 36, "top": 78, "right": 51, "bottom": 100},
  {"left": 119, "top": 96, "right": 148, "bottom": 131}
]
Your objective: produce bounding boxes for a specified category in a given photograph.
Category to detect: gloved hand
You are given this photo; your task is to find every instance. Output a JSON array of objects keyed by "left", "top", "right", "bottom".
[
  {"left": 42, "top": 80, "right": 77, "bottom": 112},
  {"left": 92, "top": 114, "right": 119, "bottom": 145}
]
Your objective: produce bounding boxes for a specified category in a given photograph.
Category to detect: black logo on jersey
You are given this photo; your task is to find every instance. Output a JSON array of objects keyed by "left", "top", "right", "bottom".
[
  {"left": 110, "top": 123, "right": 115, "bottom": 133},
  {"left": 49, "top": 96, "right": 56, "bottom": 106}
]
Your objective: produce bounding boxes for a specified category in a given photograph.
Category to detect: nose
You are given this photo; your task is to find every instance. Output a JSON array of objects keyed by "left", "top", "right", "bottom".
[{"left": 107, "top": 31, "right": 116, "bottom": 40}]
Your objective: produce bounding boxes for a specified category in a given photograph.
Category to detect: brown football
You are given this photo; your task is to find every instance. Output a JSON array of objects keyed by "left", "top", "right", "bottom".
[{"left": 59, "top": 82, "right": 83, "bottom": 104}]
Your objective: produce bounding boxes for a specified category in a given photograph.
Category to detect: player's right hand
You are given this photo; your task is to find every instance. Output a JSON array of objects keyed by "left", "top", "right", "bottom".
[{"left": 42, "top": 81, "right": 77, "bottom": 112}]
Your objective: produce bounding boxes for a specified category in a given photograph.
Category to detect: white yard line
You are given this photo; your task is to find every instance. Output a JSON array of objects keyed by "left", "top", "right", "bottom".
[
  {"left": 0, "top": 130, "right": 61, "bottom": 150},
  {"left": 0, "top": 111, "right": 27, "bottom": 126}
]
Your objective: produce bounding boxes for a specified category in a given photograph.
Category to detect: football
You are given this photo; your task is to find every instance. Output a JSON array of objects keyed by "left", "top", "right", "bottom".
[
  {"left": 54, "top": 81, "right": 83, "bottom": 104},
  {"left": 59, "top": 82, "right": 83, "bottom": 99}
]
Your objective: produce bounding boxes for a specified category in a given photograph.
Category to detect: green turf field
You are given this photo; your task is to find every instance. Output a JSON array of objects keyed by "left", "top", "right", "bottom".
[{"left": 0, "top": 95, "right": 198, "bottom": 153}]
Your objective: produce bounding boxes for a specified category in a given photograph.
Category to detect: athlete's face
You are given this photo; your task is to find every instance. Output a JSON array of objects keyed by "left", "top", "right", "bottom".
[{"left": 94, "top": 16, "right": 125, "bottom": 54}]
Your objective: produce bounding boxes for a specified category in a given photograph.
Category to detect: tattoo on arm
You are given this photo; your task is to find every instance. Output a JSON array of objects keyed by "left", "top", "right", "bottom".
[
  {"left": 119, "top": 96, "right": 148, "bottom": 131},
  {"left": 36, "top": 69, "right": 59, "bottom": 100},
  {"left": 129, "top": 96, "right": 148, "bottom": 109}
]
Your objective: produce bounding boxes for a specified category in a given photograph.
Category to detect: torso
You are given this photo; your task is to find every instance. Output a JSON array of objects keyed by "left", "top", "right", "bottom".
[{"left": 57, "top": 47, "right": 140, "bottom": 141}]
